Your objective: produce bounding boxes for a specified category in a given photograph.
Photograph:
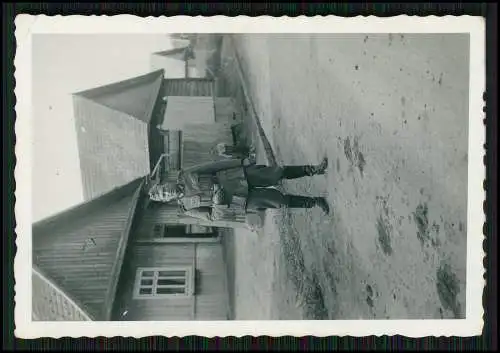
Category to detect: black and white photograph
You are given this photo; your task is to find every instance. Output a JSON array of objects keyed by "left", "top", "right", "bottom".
[{"left": 14, "top": 16, "right": 485, "bottom": 337}]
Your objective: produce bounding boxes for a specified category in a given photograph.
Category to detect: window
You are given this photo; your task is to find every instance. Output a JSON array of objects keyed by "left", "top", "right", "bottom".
[
  {"left": 133, "top": 267, "right": 194, "bottom": 299},
  {"left": 152, "top": 224, "right": 216, "bottom": 239},
  {"left": 151, "top": 224, "right": 186, "bottom": 238},
  {"left": 186, "top": 225, "right": 215, "bottom": 236},
  {"left": 152, "top": 224, "right": 166, "bottom": 238}
]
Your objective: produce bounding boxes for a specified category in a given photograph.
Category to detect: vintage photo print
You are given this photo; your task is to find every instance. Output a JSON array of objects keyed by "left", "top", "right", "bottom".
[{"left": 14, "top": 15, "right": 485, "bottom": 337}]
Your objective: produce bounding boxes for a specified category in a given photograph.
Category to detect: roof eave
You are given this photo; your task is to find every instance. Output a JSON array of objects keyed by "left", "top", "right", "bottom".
[
  {"left": 151, "top": 47, "right": 187, "bottom": 57},
  {"left": 102, "top": 177, "right": 146, "bottom": 320},
  {"left": 144, "top": 70, "right": 164, "bottom": 124},
  {"left": 72, "top": 69, "right": 165, "bottom": 98},
  {"left": 33, "top": 178, "right": 144, "bottom": 233}
]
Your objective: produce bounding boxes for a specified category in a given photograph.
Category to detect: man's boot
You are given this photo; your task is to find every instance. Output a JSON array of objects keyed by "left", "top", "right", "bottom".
[
  {"left": 315, "top": 197, "right": 331, "bottom": 215},
  {"left": 282, "top": 157, "right": 329, "bottom": 180},
  {"left": 286, "top": 195, "right": 331, "bottom": 215},
  {"left": 311, "top": 157, "right": 329, "bottom": 175}
]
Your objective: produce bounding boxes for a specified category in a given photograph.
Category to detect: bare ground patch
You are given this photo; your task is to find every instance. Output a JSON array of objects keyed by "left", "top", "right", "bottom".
[
  {"left": 414, "top": 202, "right": 430, "bottom": 246},
  {"left": 376, "top": 215, "right": 393, "bottom": 256},
  {"left": 436, "top": 262, "right": 463, "bottom": 319},
  {"left": 279, "top": 212, "right": 330, "bottom": 320},
  {"left": 344, "top": 136, "right": 367, "bottom": 176}
]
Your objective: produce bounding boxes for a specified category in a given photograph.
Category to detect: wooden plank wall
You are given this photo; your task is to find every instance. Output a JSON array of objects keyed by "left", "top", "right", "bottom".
[
  {"left": 134, "top": 204, "right": 180, "bottom": 240},
  {"left": 162, "top": 79, "right": 213, "bottom": 97},
  {"left": 156, "top": 79, "right": 241, "bottom": 171},
  {"left": 182, "top": 122, "right": 234, "bottom": 169},
  {"left": 152, "top": 130, "right": 181, "bottom": 172},
  {"left": 214, "top": 97, "right": 241, "bottom": 124},
  {"left": 112, "top": 244, "right": 196, "bottom": 321},
  {"left": 166, "top": 131, "right": 181, "bottom": 170},
  {"left": 112, "top": 242, "right": 229, "bottom": 320},
  {"left": 162, "top": 96, "right": 215, "bottom": 130},
  {"left": 32, "top": 270, "right": 92, "bottom": 321},
  {"left": 33, "top": 192, "right": 138, "bottom": 320},
  {"left": 194, "top": 243, "right": 229, "bottom": 320}
]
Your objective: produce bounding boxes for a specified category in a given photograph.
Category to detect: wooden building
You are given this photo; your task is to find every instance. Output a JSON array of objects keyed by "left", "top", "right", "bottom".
[
  {"left": 73, "top": 70, "right": 164, "bottom": 200},
  {"left": 34, "top": 66, "right": 246, "bottom": 321},
  {"left": 151, "top": 48, "right": 203, "bottom": 79},
  {"left": 73, "top": 68, "right": 241, "bottom": 196},
  {"left": 151, "top": 39, "right": 222, "bottom": 80},
  {"left": 32, "top": 177, "right": 230, "bottom": 321}
]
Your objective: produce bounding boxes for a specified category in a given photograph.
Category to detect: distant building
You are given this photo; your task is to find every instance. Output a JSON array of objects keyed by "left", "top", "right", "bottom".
[
  {"left": 155, "top": 34, "right": 224, "bottom": 79},
  {"left": 150, "top": 47, "right": 204, "bottom": 79},
  {"left": 171, "top": 38, "right": 192, "bottom": 49},
  {"left": 169, "top": 33, "right": 197, "bottom": 42}
]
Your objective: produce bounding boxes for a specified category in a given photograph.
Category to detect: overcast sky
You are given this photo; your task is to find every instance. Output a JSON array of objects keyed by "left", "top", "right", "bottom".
[{"left": 32, "top": 34, "right": 174, "bottom": 222}]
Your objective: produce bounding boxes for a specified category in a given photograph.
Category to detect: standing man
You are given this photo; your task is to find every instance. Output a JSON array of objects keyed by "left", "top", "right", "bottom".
[{"left": 148, "top": 156, "right": 330, "bottom": 226}]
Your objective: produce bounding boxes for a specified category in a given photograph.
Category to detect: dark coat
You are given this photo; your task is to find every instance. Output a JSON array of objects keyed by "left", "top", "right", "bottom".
[{"left": 177, "top": 159, "right": 284, "bottom": 221}]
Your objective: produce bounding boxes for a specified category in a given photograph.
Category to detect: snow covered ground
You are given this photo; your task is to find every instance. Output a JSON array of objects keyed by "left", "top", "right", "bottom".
[{"left": 224, "top": 33, "right": 469, "bottom": 320}]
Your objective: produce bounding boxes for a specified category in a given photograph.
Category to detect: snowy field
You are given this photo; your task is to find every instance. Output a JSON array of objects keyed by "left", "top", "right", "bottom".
[{"left": 223, "top": 33, "right": 469, "bottom": 320}]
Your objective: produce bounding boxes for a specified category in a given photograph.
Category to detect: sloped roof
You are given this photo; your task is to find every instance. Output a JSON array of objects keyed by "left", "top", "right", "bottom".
[
  {"left": 73, "top": 70, "right": 164, "bottom": 200},
  {"left": 32, "top": 178, "right": 145, "bottom": 321},
  {"left": 74, "top": 69, "right": 164, "bottom": 124},
  {"left": 152, "top": 47, "right": 189, "bottom": 61}
]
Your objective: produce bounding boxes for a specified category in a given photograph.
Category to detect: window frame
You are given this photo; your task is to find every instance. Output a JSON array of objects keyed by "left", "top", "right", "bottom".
[
  {"left": 133, "top": 266, "right": 194, "bottom": 299},
  {"left": 151, "top": 224, "right": 167, "bottom": 238},
  {"left": 151, "top": 224, "right": 187, "bottom": 239}
]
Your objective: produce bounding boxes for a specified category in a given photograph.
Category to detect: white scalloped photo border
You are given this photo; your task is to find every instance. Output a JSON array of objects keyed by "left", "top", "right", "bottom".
[{"left": 14, "top": 14, "right": 486, "bottom": 338}]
